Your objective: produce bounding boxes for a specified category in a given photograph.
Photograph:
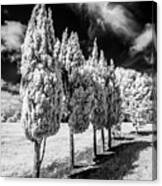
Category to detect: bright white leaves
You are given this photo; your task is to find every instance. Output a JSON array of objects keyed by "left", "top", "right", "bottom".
[
  {"left": 104, "top": 59, "right": 122, "bottom": 129},
  {"left": 115, "top": 67, "right": 154, "bottom": 125},
  {"left": 68, "top": 69, "right": 94, "bottom": 133},
  {"left": 65, "top": 32, "right": 85, "bottom": 74},
  {"left": 59, "top": 31, "right": 93, "bottom": 133},
  {"left": 88, "top": 40, "right": 107, "bottom": 129},
  {"left": 20, "top": 4, "right": 122, "bottom": 139},
  {"left": 20, "top": 5, "right": 63, "bottom": 142},
  {"left": 59, "top": 31, "right": 121, "bottom": 133},
  {"left": 91, "top": 82, "right": 107, "bottom": 129},
  {"left": 88, "top": 40, "right": 121, "bottom": 130}
]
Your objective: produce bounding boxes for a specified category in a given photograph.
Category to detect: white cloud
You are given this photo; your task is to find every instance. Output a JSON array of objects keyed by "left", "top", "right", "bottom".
[
  {"left": 75, "top": 2, "right": 140, "bottom": 40},
  {"left": 1, "top": 21, "right": 26, "bottom": 51},
  {"left": 130, "top": 24, "right": 155, "bottom": 54}
]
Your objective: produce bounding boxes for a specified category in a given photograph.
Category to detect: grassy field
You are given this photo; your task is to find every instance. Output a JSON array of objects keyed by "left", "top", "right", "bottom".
[{"left": 0, "top": 122, "right": 156, "bottom": 180}]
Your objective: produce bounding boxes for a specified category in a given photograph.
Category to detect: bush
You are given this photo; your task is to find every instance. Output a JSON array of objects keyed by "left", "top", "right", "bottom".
[{"left": 115, "top": 67, "right": 154, "bottom": 126}]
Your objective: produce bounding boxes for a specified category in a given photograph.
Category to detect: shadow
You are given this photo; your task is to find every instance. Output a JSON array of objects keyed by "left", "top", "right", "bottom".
[
  {"left": 137, "top": 131, "right": 157, "bottom": 136},
  {"left": 153, "top": 140, "right": 157, "bottom": 150},
  {"left": 73, "top": 165, "right": 86, "bottom": 169},
  {"left": 40, "top": 147, "right": 94, "bottom": 178},
  {"left": 113, "top": 136, "right": 134, "bottom": 141},
  {"left": 1, "top": 86, "right": 19, "bottom": 95},
  {"left": 40, "top": 158, "right": 71, "bottom": 178},
  {"left": 92, "top": 152, "right": 115, "bottom": 165},
  {"left": 24, "top": 158, "right": 71, "bottom": 178},
  {"left": 24, "top": 139, "right": 156, "bottom": 179},
  {"left": 69, "top": 141, "right": 154, "bottom": 180}
]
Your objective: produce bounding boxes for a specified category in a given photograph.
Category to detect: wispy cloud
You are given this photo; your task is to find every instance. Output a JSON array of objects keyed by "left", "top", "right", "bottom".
[
  {"left": 73, "top": 2, "right": 140, "bottom": 41},
  {"left": 130, "top": 24, "right": 155, "bottom": 54}
]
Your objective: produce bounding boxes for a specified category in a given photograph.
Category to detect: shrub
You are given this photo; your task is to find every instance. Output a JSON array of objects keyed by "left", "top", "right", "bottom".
[{"left": 115, "top": 67, "right": 154, "bottom": 127}]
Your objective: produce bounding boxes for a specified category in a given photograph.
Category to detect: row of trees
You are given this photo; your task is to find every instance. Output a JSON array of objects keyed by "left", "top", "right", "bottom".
[{"left": 20, "top": 5, "right": 155, "bottom": 177}]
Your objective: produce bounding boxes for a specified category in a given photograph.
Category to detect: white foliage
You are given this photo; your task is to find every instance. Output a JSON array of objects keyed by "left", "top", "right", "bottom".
[
  {"left": 20, "top": 5, "right": 63, "bottom": 142},
  {"left": 115, "top": 67, "right": 154, "bottom": 125}
]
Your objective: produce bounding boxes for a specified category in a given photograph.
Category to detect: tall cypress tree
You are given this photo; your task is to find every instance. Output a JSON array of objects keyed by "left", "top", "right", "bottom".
[
  {"left": 105, "top": 59, "right": 121, "bottom": 149},
  {"left": 88, "top": 40, "right": 108, "bottom": 157},
  {"left": 88, "top": 39, "right": 99, "bottom": 157},
  {"left": 20, "top": 4, "right": 63, "bottom": 177},
  {"left": 59, "top": 31, "right": 93, "bottom": 168}
]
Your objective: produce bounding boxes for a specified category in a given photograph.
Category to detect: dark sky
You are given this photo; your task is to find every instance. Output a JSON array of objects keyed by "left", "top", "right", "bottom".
[{"left": 1, "top": 2, "right": 157, "bottom": 71}]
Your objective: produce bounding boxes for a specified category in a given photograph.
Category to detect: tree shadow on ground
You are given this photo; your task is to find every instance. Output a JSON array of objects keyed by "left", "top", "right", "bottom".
[
  {"left": 113, "top": 136, "right": 134, "bottom": 141},
  {"left": 40, "top": 159, "right": 71, "bottom": 178},
  {"left": 25, "top": 158, "right": 71, "bottom": 178},
  {"left": 137, "top": 131, "right": 157, "bottom": 135},
  {"left": 26, "top": 139, "right": 155, "bottom": 179},
  {"left": 39, "top": 148, "right": 94, "bottom": 178},
  {"left": 69, "top": 141, "right": 154, "bottom": 180}
]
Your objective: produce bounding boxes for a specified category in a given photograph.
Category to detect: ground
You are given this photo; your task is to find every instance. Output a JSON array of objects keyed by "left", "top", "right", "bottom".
[{"left": 0, "top": 122, "right": 157, "bottom": 180}]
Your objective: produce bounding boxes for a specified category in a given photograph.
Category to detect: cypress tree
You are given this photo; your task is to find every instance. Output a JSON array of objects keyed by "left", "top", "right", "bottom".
[
  {"left": 59, "top": 31, "right": 93, "bottom": 168},
  {"left": 20, "top": 4, "right": 63, "bottom": 177},
  {"left": 88, "top": 41, "right": 107, "bottom": 156},
  {"left": 105, "top": 59, "right": 121, "bottom": 149}
]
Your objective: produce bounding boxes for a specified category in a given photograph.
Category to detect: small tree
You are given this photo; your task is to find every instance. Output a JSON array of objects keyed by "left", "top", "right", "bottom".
[
  {"left": 98, "top": 50, "right": 109, "bottom": 152},
  {"left": 20, "top": 5, "right": 63, "bottom": 177},
  {"left": 68, "top": 69, "right": 94, "bottom": 167},
  {"left": 88, "top": 40, "right": 108, "bottom": 155},
  {"left": 90, "top": 80, "right": 106, "bottom": 155},
  {"left": 88, "top": 39, "right": 99, "bottom": 157},
  {"left": 88, "top": 40, "right": 121, "bottom": 152},
  {"left": 104, "top": 59, "right": 122, "bottom": 149}
]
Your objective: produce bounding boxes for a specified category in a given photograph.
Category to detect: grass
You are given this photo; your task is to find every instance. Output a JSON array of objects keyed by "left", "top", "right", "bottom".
[
  {"left": 0, "top": 123, "right": 94, "bottom": 178},
  {"left": 0, "top": 122, "right": 156, "bottom": 180}
]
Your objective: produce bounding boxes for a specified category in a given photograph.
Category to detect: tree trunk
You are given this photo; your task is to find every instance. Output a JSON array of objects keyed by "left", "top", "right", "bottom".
[
  {"left": 93, "top": 125, "right": 97, "bottom": 158},
  {"left": 69, "top": 127, "right": 74, "bottom": 168},
  {"left": 33, "top": 141, "right": 41, "bottom": 178},
  {"left": 108, "top": 128, "right": 112, "bottom": 150},
  {"left": 101, "top": 128, "right": 105, "bottom": 152}
]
